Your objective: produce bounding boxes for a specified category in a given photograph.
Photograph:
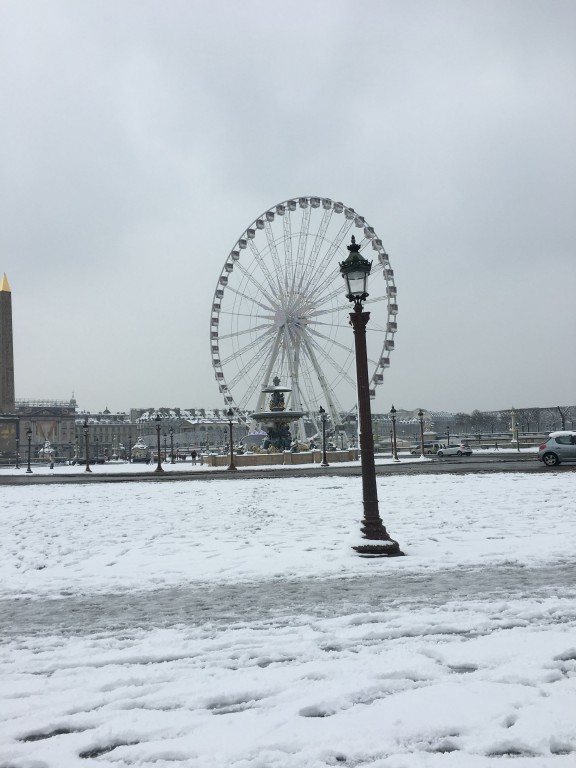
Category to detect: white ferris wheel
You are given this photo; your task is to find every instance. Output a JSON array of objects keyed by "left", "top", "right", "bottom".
[{"left": 210, "top": 196, "right": 398, "bottom": 441}]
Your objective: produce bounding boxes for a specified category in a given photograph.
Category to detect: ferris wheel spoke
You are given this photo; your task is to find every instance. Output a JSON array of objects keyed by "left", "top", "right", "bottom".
[
  {"left": 253, "top": 329, "right": 284, "bottom": 411},
  {"left": 247, "top": 238, "right": 281, "bottom": 297},
  {"left": 300, "top": 333, "right": 346, "bottom": 421},
  {"left": 291, "top": 205, "right": 311, "bottom": 296},
  {"left": 226, "top": 334, "right": 275, "bottom": 391},
  {"left": 306, "top": 218, "right": 354, "bottom": 299},
  {"left": 217, "top": 322, "right": 272, "bottom": 342},
  {"left": 234, "top": 346, "right": 278, "bottom": 411},
  {"left": 306, "top": 327, "right": 357, "bottom": 359},
  {"left": 283, "top": 208, "right": 294, "bottom": 287},
  {"left": 234, "top": 261, "right": 277, "bottom": 307},
  {"left": 297, "top": 208, "right": 332, "bottom": 294},
  {"left": 263, "top": 221, "right": 288, "bottom": 294},
  {"left": 304, "top": 334, "right": 357, "bottom": 391},
  {"left": 222, "top": 285, "right": 274, "bottom": 314},
  {"left": 219, "top": 329, "right": 274, "bottom": 368}
]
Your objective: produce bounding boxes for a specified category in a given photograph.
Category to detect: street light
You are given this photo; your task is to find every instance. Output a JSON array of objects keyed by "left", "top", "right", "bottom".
[
  {"left": 154, "top": 414, "right": 164, "bottom": 472},
  {"left": 95, "top": 436, "right": 99, "bottom": 465},
  {"left": 15, "top": 428, "right": 20, "bottom": 470},
  {"left": 390, "top": 405, "right": 399, "bottom": 461},
  {"left": 226, "top": 408, "right": 237, "bottom": 471},
  {"left": 340, "top": 236, "right": 403, "bottom": 557},
  {"left": 319, "top": 406, "right": 329, "bottom": 467},
  {"left": 418, "top": 408, "right": 425, "bottom": 457},
  {"left": 445, "top": 425, "right": 450, "bottom": 447},
  {"left": 163, "top": 432, "right": 167, "bottom": 463},
  {"left": 83, "top": 418, "right": 91, "bottom": 472},
  {"left": 26, "top": 428, "right": 32, "bottom": 473},
  {"left": 170, "top": 426, "right": 175, "bottom": 464},
  {"left": 128, "top": 432, "right": 132, "bottom": 463}
]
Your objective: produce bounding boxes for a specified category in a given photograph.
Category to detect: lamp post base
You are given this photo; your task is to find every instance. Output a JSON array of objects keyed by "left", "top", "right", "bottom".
[
  {"left": 353, "top": 541, "right": 404, "bottom": 558},
  {"left": 226, "top": 464, "right": 238, "bottom": 471},
  {"left": 353, "top": 518, "right": 404, "bottom": 557}
]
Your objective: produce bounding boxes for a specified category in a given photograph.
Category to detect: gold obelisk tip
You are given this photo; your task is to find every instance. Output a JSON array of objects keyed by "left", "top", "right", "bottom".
[{"left": 0, "top": 274, "right": 11, "bottom": 293}]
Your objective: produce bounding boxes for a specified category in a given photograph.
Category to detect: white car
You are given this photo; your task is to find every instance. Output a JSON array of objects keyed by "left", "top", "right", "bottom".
[{"left": 436, "top": 444, "right": 472, "bottom": 457}]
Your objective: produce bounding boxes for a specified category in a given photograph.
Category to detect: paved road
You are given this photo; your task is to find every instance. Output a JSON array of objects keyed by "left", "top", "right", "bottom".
[
  {"left": 0, "top": 453, "right": 569, "bottom": 486},
  {"left": 1, "top": 560, "right": 573, "bottom": 638}
]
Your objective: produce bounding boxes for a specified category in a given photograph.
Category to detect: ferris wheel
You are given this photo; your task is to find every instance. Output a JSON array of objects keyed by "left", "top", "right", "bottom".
[{"left": 210, "top": 196, "right": 398, "bottom": 441}]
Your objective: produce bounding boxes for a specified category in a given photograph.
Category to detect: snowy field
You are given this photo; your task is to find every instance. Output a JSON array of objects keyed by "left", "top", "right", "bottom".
[{"left": 1, "top": 471, "right": 575, "bottom": 767}]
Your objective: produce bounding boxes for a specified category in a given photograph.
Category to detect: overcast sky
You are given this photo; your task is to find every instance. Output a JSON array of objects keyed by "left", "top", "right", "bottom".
[{"left": 1, "top": 0, "right": 574, "bottom": 415}]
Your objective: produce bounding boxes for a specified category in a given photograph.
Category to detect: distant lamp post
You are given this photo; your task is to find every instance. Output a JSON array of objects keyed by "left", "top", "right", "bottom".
[
  {"left": 445, "top": 425, "right": 450, "bottom": 447},
  {"left": 26, "top": 428, "right": 33, "bottom": 473},
  {"left": 163, "top": 432, "right": 167, "bottom": 463},
  {"left": 67, "top": 442, "right": 72, "bottom": 465},
  {"left": 319, "top": 406, "right": 329, "bottom": 467},
  {"left": 154, "top": 414, "right": 164, "bottom": 472},
  {"left": 83, "top": 419, "right": 91, "bottom": 472},
  {"left": 390, "top": 405, "right": 399, "bottom": 461},
  {"left": 15, "top": 429, "right": 20, "bottom": 470},
  {"left": 95, "top": 436, "right": 99, "bottom": 464},
  {"left": 169, "top": 426, "right": 175, "bottom": 464},
  {"left": 128, "top": 433, "right": 132, "bottom": 463},
  {"left": 226, "top": 408, "right": 237, "bottom": 471},
  {"left": 340, "top": 236, "right": 403, "bottom": 557},
  {"left": 418, "top": 409, "right": 425, "bottom": 457}
]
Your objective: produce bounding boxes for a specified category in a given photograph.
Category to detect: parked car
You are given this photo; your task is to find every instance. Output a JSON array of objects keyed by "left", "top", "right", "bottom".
[
  {"left": 437, "top": 444, "right": 473, "bottom": 457},
  {"left": 538, "top": 431, "right": 576, "bottom": 467}
]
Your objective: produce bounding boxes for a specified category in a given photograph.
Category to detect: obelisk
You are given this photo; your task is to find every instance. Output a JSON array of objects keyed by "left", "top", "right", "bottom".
[{"left": 0, "top": 273, "right": 15, "bottom": 414}]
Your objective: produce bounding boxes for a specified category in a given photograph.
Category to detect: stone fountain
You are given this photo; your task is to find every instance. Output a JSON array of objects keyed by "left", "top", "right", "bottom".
[{"left": 251, "top": 377, "right": 305, "bottom": 451}]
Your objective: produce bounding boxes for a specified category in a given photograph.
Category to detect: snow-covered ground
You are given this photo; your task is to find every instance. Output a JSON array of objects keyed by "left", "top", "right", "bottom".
[{"left": 1, "top": 471, "right": 574, "bottom": 767}]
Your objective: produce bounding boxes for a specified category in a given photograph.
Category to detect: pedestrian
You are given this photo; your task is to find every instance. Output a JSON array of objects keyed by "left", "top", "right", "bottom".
[{"left": 191, "top": 449, "right": 197, "bottom": 466}]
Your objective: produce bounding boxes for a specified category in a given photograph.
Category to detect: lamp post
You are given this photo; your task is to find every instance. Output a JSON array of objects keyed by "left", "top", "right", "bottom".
[
  {"left": 68, "top": 442, "right": 72, "bottom": 465},
  {"left": 445, "top": 425, "right": 450, "bottom": 447},
  {"left": 340, "top": 236, "right": 403, "bottom": 557},
  {"left": 128, "top": 433, "right": 132, "bottom": 463},
  {"left": 418, "top": 408, "right": 425, "bottom": 457},
  {"left": 83, "top": 419, "right": 91, "bottom": 472},
  {"left": 163, "top": 432, "right": 167, "bottom": 463},
  {"left": 26, "top": 428, "right": 32, "bottom": 473},
  {"left": 319, "top": 406, "right": 329, "bottom": 467},
  {"left": 95, "top": 437, "right": 99, "bottom": 465},
  {"left": 226, "top": 408, "right": 237, "bottom": 471},
  {"left": 390, "top": 405, "right": 399, "bottom": 461},
  {"left": 170, "top": 426, "right": 175, "bottom": 464},
  {"left": 15, "top": 428, "right": 20, "bottom": 469},
  {"left": 154, "top": 414, "right": 164, "bottom": 472}
]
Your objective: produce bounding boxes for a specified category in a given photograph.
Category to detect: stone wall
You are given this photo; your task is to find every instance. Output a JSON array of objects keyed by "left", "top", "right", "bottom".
[{"left": 200, "top": 449, "right": 358, "bottom": 467}]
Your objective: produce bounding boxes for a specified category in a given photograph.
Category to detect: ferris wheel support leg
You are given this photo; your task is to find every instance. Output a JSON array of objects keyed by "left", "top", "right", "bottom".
[{"left": 349, "top": 307, "right": 403, "bottom": 558}]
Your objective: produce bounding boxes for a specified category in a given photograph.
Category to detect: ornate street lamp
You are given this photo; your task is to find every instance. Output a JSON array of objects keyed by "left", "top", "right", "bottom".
[
  {"left": 68, "top": 442, "right": 72, "bottom": 465},
  {"left": 226, "top": 408, "right": 237, "bottom": 471},
  {"left": 154, "top": 414, "right": 164, "bottom": 473},
  {"left": 95, "top": 436, "right": 100, "bottom": 464},
  {"left": 15, "top": 429, "right": 20, "bottom": 470},
  {"left": 128, "top": 432, "right": 132, "bottom": 463},
  {"left": 418, "top": 408, "right": 425, "bottom": 457},
  {"left": 83, "top": 418, "right": 91, "bottom": 472},
  {"left": 26, "top": 428, "right": 32, "bottom": 473},
  {"left": 390, "top": 405, "right": 399, "bottom": 461},
  {"left": 163, "top": 432, "right": 167, "bottom": 463},
  {"left": 169, "top": 426, "right": 175, "bottom": 464},
  {"left": 340, "top": 236, "right": 403, "bottom": 557},
  {"left": 319, "top": 406, "right": 329, "bottom": 467}
]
